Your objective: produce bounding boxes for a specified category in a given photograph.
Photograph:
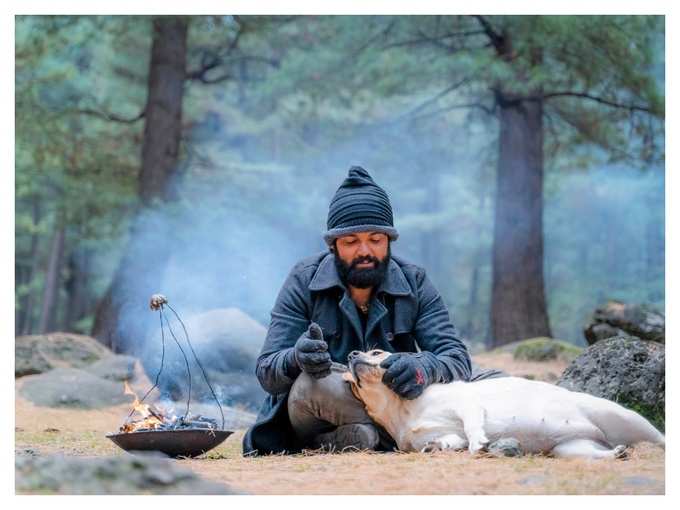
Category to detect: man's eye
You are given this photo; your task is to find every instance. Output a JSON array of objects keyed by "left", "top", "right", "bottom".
[
  {"left": 344, "top": 239, "right": 357, "bottom": 245},
  {"left": 370, "top": 238, "right": 382, "bottom": 243}
]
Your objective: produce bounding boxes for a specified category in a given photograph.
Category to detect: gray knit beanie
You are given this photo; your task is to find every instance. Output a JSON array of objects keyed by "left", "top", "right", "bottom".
[{"left": 323, "top": 166, "right": 399, "bottom": 246}]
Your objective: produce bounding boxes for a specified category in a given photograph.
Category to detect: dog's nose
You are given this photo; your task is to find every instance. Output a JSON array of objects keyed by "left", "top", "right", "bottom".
[{"left": 348, "top": 350, "right": 360, "bottom": 361}]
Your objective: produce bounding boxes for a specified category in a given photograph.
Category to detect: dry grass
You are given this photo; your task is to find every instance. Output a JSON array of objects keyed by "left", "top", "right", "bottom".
[
  {"left": 15, "top": 358, "right": 665, "bottom": 495},
  {"left": 472, "top": 351, "right": 571, "bottom": 382}
]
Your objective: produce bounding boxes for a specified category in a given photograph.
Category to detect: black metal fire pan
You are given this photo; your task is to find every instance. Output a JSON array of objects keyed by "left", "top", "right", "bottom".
[{"left": 106, "top": 428, "right": 233, "bottom": 458}]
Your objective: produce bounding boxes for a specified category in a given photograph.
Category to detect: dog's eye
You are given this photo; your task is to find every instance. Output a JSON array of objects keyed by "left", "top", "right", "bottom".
[{"left": 371, "top": 350, "right": 380, "bottom": 356}]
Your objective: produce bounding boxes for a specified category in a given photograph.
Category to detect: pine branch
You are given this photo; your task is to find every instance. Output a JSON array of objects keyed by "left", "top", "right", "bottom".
[
  {"left": 472, "top": 15, "right": 505, "bottom": 54},
  {"left": 543, "top": 91, "right": 655, "bottom": 114},
  {"left": 382, "top": 29, "right": 486, "bottom": 50},
  {"left": 73, "top": 108, "right": 145, "bottom": 123},
  {"left": 401, "top": 77, "right": 471, "bottom": 118}
]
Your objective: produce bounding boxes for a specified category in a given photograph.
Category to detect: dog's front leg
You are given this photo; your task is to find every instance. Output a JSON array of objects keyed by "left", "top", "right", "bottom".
[
  {"left": 461, "top": 405, "right": 489, "bottom": 454},
  {"left": 419, "top": 433, "right": 468, "bottom": 453}
]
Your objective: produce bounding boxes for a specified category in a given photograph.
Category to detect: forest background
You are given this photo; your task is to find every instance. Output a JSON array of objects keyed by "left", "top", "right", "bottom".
[{"left": 14, "top": 15, "right": 665, "bottom": 354}]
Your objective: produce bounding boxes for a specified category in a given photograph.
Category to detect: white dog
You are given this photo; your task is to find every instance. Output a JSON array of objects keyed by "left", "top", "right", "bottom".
[{"left": 343, "top": 349, "right": 665, "bottom": 459}]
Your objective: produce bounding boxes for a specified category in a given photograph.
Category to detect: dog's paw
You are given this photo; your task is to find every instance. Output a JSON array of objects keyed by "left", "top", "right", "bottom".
[
  {"left": 613, "top": 445, "right": 629, "bottom": 460},
  {"left": 421, "top": 441, "right": 442, "bottom": 453}
]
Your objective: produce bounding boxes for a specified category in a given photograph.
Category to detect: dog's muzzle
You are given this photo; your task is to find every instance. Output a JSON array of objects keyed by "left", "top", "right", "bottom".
[{"left": 347, "top": 351, "right": 374, "bottom": 388}]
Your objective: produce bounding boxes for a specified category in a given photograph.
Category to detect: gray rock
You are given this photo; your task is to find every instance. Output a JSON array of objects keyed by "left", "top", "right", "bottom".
[
  {"left": 15, "top": 454, "right": 237, "bottom": 494},
  {"left": 15, "top": 333, "right": 113, "bottom": 378},
  {"left": 84, "top": 355, "right": 137, "bottom": 381},
  {"left": 140, "top": 307, "right": 266, "bottom": 411},
  {"left": 488, "top": 437, "right": 523, "bottom": 457},
  {"left": 19, "top": 368, "right": 130, "bottom": 408},
  {"left": 584, "top": 301, "right": 664, "bottom": 345},
  {"left": 557, "top": 336, "right": 665, "bottom": 430}
]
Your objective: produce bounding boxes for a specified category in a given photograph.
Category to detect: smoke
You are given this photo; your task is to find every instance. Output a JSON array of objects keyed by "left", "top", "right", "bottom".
[{"left": 95, "top": 87, "right": 664, "bottom": 406}]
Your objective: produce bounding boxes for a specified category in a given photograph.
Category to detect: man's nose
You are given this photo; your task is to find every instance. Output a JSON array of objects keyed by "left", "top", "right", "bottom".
[{"left": 356, "top": 241, "right": 371, "bottom": 256}]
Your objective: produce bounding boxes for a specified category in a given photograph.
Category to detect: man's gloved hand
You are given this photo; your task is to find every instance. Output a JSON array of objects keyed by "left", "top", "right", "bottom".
[
  {"left": 380, "top": 352, "right": 442, "bottom": 399},
  {"left": 293, "top": 322, "right": 332, "bottom": 379}
]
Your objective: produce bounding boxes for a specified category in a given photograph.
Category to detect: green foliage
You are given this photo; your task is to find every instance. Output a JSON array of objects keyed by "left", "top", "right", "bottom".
[
  {"left": 14, "top": 15, "right": 664, "bottom": 346},
  {"left": 15, "top": 16, "right": 147, "bottom": 332}
]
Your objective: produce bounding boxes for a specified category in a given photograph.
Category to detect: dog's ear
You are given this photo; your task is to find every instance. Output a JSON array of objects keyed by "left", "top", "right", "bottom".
[{"left": 342, "top": 371, "right": 357, "bottom": 384}]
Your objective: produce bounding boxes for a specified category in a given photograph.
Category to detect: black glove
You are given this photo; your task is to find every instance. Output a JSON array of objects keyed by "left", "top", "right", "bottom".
[
  {"left": 380, "top": 352, "right": 443, "bottom": 399},
  {"left": 292, "top": 322, "right": 332, "bottom": 379}
]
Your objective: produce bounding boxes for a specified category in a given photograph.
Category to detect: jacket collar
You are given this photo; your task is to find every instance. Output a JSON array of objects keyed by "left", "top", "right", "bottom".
[{"left": 308, "top": 252, "right": 411, "bottom": 296}]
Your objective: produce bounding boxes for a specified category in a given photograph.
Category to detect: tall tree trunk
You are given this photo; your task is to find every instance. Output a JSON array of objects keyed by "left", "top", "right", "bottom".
[
  {"left": 91, "top": 17, "right": 188, "bottom": 353},
  {"left": 17, "top": 198, "right": 42, "bottom": 335},
  {"left": 63, "top": 247, "right": 91, "bottom": 332},
  {"left": 38, "top": 225, "right": 65, "bottom": 333},
  {"left": 489, "top": 93, "right": 551, "bottom": 347},
  {"left": 15, "top": 263, "right": 29, "bottom": 335}
]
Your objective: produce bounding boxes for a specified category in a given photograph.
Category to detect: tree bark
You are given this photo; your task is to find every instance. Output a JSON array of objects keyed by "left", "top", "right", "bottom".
[
  {"left": 63, "top": 248, "right": 91, "bottom": 332},
  {"left": 489, "top": 92, "right": 552, "bottom": 346},
  {"left": 17, "top": 199, "right": 42, "bottom": 335},
  {"left": 91, "top": 17, "right": 188, "bottom": 352},
  {"left": 38, "top": 225, "right": 65, "bottom": 333}
]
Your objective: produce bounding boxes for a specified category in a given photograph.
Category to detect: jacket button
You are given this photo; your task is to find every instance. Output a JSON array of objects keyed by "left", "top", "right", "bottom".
[{"left": 386, "top": 332, "right": 394, "bottom": 342}]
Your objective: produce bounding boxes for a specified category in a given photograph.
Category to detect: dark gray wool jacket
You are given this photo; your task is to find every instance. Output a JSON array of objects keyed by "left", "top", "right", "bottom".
[{"left": 242, "top": 250, "right": 472, "bottom": 456}]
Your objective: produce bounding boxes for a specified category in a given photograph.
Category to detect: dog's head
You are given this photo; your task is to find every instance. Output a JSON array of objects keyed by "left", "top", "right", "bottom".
[
  {"left": 342, "top": 349, "right": 403, "bottom": 431},
  {"left": 342, "top": 349, "right": 390, "bottom": 396}
]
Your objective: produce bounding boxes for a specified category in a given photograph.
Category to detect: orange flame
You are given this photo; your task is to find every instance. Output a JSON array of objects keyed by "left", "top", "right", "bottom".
[{"left": 121, "top": 380, "right": 166, "bottom": 433}]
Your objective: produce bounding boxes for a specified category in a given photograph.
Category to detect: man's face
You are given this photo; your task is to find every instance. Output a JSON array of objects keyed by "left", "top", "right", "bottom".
[{"left": 333, "top": 232, "right": 390, "bottom": 289}]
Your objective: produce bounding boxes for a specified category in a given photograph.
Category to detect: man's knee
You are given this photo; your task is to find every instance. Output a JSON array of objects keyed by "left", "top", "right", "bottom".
[
  {"left": 288, "top": 363, "right": 371, "bottom": 428},
  {"left": 287, "top": 371, "right": 321, "bottom": 422}
]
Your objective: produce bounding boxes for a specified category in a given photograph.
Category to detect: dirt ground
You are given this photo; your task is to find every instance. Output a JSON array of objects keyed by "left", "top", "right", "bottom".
[{"left": 15, "top": 354, "right": 665, "bottom": 495}]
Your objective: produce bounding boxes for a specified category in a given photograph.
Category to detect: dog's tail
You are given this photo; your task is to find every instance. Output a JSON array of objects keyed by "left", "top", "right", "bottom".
[{"left": 580, "top": 395, "right": 664, "bottom": 448}]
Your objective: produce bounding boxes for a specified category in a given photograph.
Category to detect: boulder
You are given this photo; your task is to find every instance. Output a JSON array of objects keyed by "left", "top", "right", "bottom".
[
  {"left": 15, "top": 333, "right": 113, "bottom": 378},
  {"left": 19, "top": 368, "right": 130, "bottom": 408},
  {"left": 15, "top": 454, "right": 237, "bottom": 494},
  {"left": 140, "top": 307, "right": 266, "bottom": 411},
  {"left": 512, "top": 337, "right": 583, "bottom": 362},
  {"left": 584, "top": 301, "right": 665, "bottom": 345},
  {"left": 556, "top": 336, "right": 665, "bottom": 430},
  {"left": 84, "top": 355, "right": 137, "bottom": 381}
]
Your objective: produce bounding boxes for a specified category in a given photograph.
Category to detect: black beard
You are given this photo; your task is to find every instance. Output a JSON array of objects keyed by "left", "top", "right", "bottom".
[{"left": 334, "top": 244, "right": 391, "bottom": 289}]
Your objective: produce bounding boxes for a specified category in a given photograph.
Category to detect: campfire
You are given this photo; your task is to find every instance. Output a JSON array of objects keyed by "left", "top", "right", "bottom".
[
  {"left": 120, "top": 381, "right": 218, "bottom": 434},
  {"left": 106, "top": 294, "right": 232, "bottom": 458}
]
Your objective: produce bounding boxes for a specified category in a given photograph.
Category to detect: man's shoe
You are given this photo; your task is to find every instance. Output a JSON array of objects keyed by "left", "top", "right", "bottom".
[{"left": 312, "top": 423, "right": 380, "bottom": 452}]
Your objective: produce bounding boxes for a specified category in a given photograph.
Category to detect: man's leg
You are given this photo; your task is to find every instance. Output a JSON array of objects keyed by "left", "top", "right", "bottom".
[{"left": 287, "top": 362, "right": 386, "bottom": 451}]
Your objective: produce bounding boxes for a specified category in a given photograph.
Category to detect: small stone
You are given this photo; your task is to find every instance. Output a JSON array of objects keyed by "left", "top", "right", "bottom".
[{"left": 488, "top": 437, "right": 523, "bottom": 457}]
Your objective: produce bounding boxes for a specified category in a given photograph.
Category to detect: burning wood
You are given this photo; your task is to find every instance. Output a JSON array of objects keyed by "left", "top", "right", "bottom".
[{"left": 120, "top": 381, "right": 218, "bottom": 434}]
